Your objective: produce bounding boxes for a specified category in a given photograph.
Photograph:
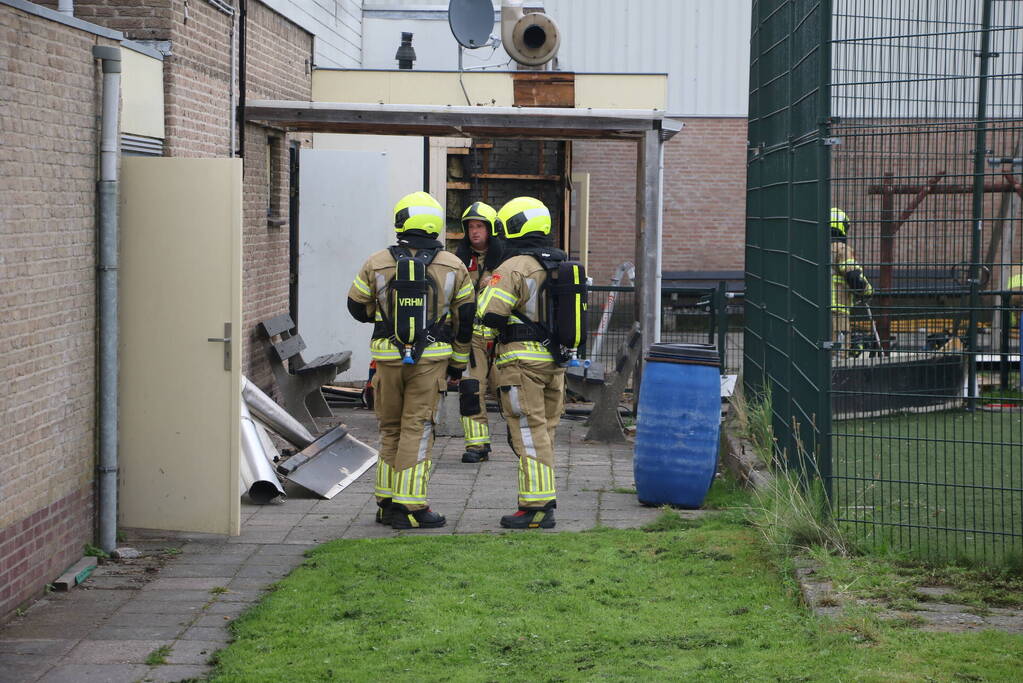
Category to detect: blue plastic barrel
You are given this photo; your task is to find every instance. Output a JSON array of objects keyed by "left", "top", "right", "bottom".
[{"left": 634, "top": 343, "right": 721, "bottom": 508}]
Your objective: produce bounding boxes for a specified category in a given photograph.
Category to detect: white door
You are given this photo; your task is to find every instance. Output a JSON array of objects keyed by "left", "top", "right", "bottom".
[
  {"left": 298, "top": 149, "right": 394, "bottom": 379},
  {"left": 119, "top": 158, "right": 243, "bottom": 535}
]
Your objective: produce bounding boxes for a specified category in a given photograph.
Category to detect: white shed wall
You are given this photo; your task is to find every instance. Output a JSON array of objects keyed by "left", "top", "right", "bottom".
[
  {"left": 360, "top": 1, "right": 753, "bottom": 117},
  {"left": 544, "top": 0, "right": 751, "bottom": 117},
  {"left": 263, "top": 0, "right": 363, "bottom": 68}
]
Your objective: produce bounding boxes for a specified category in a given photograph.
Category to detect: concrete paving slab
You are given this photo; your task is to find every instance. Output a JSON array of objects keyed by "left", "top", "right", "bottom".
[
  {"left": 64, "top": 639, "right": 167, "bottom": 664},
  {"left": 0, "top": 638, "right": 77, "bottom": 657},
  {"left": 141, "top": 664, "right": 212, "bottom": 682},
  {"left": 214, "top": 589, "right": 267, "bottom": 603},
  {"left": 177, "top": 626, "right": 232, "bottom": 643},
  {"left": 190, "top": 614, "right": 238, "bottom": 629},
  {"left": 113, "top": 601, "right": 207, "bottom": 617},
  {"left": 37, "top": 663, "right": 150, "bottom": 682},
  {"left": 101, "top": 612, "right": 193, "bottom": 629},
  {"left": 141, "top": 578, "right": 234, "bottom": 592},
  {"left": 162, "top": 638, "right": 222, "bottom": 665},
  {"left": 0, "top": 654, "right": 56, "bottom": 683},
  {"left": 202, "top": 601, "right": 249, "bottom": 617},
  {"left": 85, "top": 625, "right": 183, "bottom": 641}
]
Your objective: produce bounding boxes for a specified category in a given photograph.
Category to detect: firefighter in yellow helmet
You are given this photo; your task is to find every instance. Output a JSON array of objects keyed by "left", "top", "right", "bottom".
[
  {"left": 478, "top": 197, "right": 565, "bottom": 529},
  {"left": 347, "top": 191, "right": 475, "bottom": 529},
  {"left": 454, "top": 201, "right": 504, "bottom": 463},
  {"left": 830, "top": 207, "right": 873, "bottom": 347}
]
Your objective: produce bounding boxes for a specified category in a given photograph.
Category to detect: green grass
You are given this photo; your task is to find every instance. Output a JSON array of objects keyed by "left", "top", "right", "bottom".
[
  {"left": 832, "top": 409, "right": 1023, "bottom": 562},
  {"left": 210, "top": 510, "right": 1023, "bottom": 682},
  {"left": 145, "top": 645, "right": 172, "bottom": 666}
]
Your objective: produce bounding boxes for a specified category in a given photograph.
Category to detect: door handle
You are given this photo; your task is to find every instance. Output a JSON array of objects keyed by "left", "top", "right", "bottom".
[{"left": 207, "top": 322, "right": 232, "bottom": 371}]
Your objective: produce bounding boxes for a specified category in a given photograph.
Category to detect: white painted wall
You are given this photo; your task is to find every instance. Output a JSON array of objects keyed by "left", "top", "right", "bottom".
[
  {"left": 298, "top": 148, "right": 397, "bottom": 380},
  {"left": 545, "top": 0, "right": 751, "bottom": 116},
  {"left": 263, "top": 0, "right": 363, "bottom": 67}
]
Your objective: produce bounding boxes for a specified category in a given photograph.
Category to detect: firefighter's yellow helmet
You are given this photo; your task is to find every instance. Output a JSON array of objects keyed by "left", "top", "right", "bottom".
[
  {"left": 497, "top": 196, "right": 551, "bottom": 239},
  {"left": 830, "top": 207, "right": 850, "bottom": 237},
  {"left": 461, "top": 201, "right": 498, "bottom": 236},
  {"left": 393, "top": 191, "right": 444, "bottom": 236}
]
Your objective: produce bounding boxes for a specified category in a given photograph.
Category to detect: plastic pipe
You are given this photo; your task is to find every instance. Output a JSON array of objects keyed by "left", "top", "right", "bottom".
[{"left": 93, "top": 45, "right": 121, "bottom": 554}]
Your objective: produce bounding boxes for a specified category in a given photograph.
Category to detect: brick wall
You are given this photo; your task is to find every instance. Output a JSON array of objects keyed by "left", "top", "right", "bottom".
[
  {"left": 240, "top": 2, "right": 312, "bottom": 390},
  {"left": 66, "top": 0, "right": 314, "bottom": 389},
  {"left": 572, "top": 118, "right": 749, "bottom": 284},
  {"left": 35, "top": 0, "right": 173, "bottom": 39},
  {"left": 0, "top": 4, "right": 116, "bottom": 620}
]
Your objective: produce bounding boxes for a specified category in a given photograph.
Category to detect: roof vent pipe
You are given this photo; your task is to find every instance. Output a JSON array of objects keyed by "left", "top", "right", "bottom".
[
  {"left": 58, "top": 0, "right": 74, "bottom": 15},
  {"left": 395, "top": 32, "right": 416, "bottom": 69},
  {"left": 501, "top": 0, "right": 560, "bottom": 67}
]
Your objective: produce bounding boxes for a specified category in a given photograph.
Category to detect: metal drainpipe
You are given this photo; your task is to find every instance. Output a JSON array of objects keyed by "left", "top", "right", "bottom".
[
  {"left": 93, "top": 45, "right": 122, "bottom": 553},
  {"left": 229, "top": 2, "right": 237, "bottom": 156},
  {"left": 236, "top": 0, "right": 248, "bottom": 157},
  {"left": 58, "top": 0, "right": 73, "bottom": 15}
]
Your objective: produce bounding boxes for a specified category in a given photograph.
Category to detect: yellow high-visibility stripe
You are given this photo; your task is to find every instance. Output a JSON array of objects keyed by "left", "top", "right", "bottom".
[
  {"left": 495, "top": 348, "right": 554, "bottom": 366},
  {"left": 490, "top": 288, "right": 517, "bottom": 305},
  {"left": 572, "top": 265, "right": 581, "bottom": 347},
  {"left": 353, "top": 276, "right": 371, "bottom": 295},
  {"left": 451, "top": 350, "right": 469, "bottom": 363},
  {"left": 457, "top": 281, "right": 474, "bottom": 299}
]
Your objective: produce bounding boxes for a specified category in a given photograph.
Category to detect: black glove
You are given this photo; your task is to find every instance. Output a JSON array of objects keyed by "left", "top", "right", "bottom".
[{"left": 446, "top": 365, "right": 463, "bottom": 382}]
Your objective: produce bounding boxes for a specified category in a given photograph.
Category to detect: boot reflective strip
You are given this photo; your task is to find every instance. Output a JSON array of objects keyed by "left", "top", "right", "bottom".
[
  {"left": 519, "top": 457, "right": 555, "bottom": 501},
  {"left": 375, "top": 460, "right": 394, "bottom": 498},
  {"left": 462, "top": 417, "right": 489, "bottom": 445},
  {"left": 507, "top": 387, "right": 536, "bottom": 457},
  {"left": 393, "top": 460, "right": 432, "bottom": 504}
]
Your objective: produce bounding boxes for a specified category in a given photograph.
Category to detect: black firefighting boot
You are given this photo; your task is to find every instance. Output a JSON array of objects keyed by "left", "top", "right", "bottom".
[
  {"left": 390, "top": 504, "right": 447, "bottom": 529},
  {"left": 375, "top": 498, "right": 394, "bottom": 525},
  {"left": 499, "top": 501, "right": 556, "bottom": 529},
  {"left": 461, "top": 443, "right": 491, "bottom": 464}
]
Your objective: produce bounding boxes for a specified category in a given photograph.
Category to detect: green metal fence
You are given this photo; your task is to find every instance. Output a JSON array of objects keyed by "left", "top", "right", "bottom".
[
  {"left": 586, "top": 286, "right": 744, "bottom": 374},
  {"left": 747, "top": 0, "right": 1023, "bottom": 561},
  {"left": 746, "top": 0, "right": 833, "bottom": 473}
]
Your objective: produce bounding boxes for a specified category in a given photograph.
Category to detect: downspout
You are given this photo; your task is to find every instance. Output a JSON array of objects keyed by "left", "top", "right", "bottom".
[
  {"left": 93, "top": 45, "right": 122, "bottom": 554},
  {"left": 236, "top": 0, "right": 248, "bottom": 157},
  {"left": 229, "top": 1, "right": 237, "bottom": 155},
  {"left": 58, "top": 0, "right": 73, "bottom": 15}
]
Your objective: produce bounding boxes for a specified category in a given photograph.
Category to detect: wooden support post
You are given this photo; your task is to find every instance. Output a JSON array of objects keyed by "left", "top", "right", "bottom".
[{"left": 634, "top": 129, "right": 664, "bottom": 400}]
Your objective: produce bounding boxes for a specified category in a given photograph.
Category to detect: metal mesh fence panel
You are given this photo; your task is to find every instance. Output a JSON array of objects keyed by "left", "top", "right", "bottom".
[
  {"left": 746, "top": 0, "right": 833, "bottom": 471},
  {"left": 827, "top": 0, "right": 1023, "bottom": 561},
  {"left": 586, "top": 286, "right": 744, "bottom": 375}
]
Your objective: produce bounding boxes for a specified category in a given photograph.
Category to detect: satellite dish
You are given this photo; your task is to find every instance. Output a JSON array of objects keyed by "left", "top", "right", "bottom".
[{"left": 449, "top": 0, "right": 495, "bottom": 49}]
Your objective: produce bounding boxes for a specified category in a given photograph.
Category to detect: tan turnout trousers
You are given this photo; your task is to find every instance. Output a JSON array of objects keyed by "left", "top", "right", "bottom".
[
  {"left": 371, "top": 359, "right": 448, "bottom": 511},
  {"left": 497, "top": 360, "right": 565, "bottom": 509}
]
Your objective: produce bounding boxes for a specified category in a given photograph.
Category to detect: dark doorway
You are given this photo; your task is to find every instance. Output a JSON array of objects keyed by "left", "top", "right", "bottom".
[{"left": 289, "top": 141, "right": 301, "bottom": 323}]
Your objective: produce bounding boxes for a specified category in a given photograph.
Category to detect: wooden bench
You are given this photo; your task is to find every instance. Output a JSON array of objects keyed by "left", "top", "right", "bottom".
[{"left": 257, "top": 314, "right": 352, "bottom": 432}]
